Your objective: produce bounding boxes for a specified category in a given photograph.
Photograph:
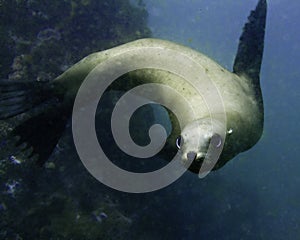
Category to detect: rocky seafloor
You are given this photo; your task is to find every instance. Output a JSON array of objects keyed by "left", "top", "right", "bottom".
[{"left": 0, "top": 1, "right": 155, "bottom": 239}]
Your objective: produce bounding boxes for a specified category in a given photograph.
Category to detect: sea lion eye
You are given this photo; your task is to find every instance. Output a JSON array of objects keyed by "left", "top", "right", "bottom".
[
  {"left": 211, "top": 134, "right": 222, "bottom": 148},
  {"left": 176, "top": 136, "right": 183, "bottom": 149}
]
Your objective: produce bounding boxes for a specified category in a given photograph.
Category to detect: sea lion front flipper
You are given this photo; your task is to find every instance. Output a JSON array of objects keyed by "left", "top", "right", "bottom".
[{"left": 233, "top": 0, "right": 267, "bottom": 88}]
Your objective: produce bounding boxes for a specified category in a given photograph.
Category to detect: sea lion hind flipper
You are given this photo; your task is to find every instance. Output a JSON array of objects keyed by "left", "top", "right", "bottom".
[
  {"left": 12, "top": 101, "right": 71, "bottom": 165},
  {"left": 0, "top": 79, "right": 55, "bottom": 119},
  {"left": 233, "top": 0, "right": 267, "bottom": 87},
  {"left": 0, "top": 79, "right": 71, "bottom": 165}
]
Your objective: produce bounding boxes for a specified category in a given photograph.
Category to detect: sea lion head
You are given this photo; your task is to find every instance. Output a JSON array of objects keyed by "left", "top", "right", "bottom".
[{"left": 176, "top": 118, "right": 224, "bottom": 164}]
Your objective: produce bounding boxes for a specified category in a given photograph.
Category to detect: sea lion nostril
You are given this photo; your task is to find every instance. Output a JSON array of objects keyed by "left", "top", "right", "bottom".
[{"left": 187, "top": 151, "right": 197, "bottom": 161}]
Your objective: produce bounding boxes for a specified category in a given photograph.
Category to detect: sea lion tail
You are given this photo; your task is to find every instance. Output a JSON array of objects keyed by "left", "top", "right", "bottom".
[{"left": 0, "top": 79, "right": 71, "bottom": 165}]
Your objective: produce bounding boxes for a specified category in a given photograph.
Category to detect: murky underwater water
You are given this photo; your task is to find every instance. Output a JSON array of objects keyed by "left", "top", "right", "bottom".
[{"left": 0, "top": 0, "right": 299, "bottom": 239}]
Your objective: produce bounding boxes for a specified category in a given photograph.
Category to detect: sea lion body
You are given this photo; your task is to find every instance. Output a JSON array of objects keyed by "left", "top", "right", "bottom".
[
  {"left": 0, "top": 0, "right": 267, "bottom": 173},
  {"left": 53, "top": 38, "right": 263, "bottom": 170}
]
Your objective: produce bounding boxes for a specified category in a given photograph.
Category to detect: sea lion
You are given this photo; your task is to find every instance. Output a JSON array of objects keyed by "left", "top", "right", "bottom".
[{"left": 0, "top": 0, "right": 267, "bottom": 173}]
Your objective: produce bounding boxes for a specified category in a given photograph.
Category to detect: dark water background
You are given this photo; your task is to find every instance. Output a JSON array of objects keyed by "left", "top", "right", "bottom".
[
  {"left": 143, "top": 0, "right": 300, "bottom": 239},
  {"left": 0, "top": 0, "right": 299, "bottom": 239}
]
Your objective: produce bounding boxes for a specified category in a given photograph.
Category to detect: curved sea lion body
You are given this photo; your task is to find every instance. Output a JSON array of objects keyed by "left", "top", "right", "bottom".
[
  {"left": 53, "top": 38, "right": 263, "bottom": 171},
  {"left": 0, "top": 0, "right": 267, "bottom": 173}
]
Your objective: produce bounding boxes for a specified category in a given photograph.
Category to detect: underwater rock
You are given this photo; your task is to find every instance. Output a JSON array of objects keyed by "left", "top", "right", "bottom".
[
  {"left": 8, "top": 55, "right": 29, "bottom": 81},
  {"left": 45, "top": 162, "right": 55, "bottom": 169},
  {"left": 93, "top": 211, "right": 108, "bottom": 223},
  {"left": 0, "top": 203, "right": 7, "bottom": 211},
  {"left": 5, "top": 180, "right": 20, "bottom": 196},
  {"left": 8, "top": 155, "right": 21, "bottom": 165},
  {"left": 0, "top": 0, "right": 151, "bottom": 81},
  {"left": 0, "top": 1, "right": 151, "bottom": 239},
  {"left": 37, "top": 28, "right": 61, "bottom": 42}
]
